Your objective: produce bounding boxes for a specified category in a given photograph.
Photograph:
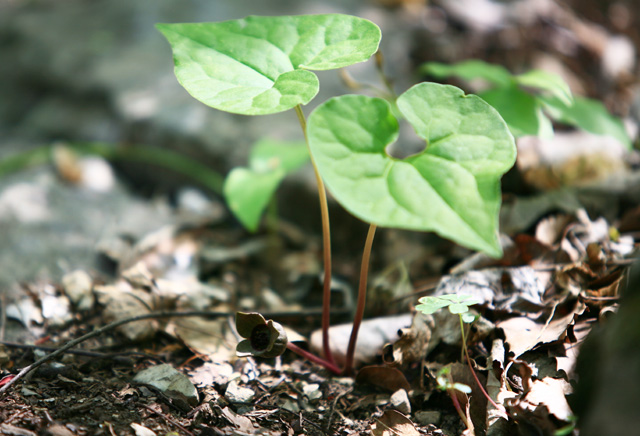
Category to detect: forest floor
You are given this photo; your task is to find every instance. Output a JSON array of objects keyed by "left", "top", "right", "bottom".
[{"left": 1, "top": 0, "right": 639, "bottom": 435}]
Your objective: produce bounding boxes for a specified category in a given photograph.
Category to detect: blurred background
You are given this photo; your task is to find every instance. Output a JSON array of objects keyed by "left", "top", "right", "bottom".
[{"left": 0, "top": 0, "right": 638, "bottom": 288}]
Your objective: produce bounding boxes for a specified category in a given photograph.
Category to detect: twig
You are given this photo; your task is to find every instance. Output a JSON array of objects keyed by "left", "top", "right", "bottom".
[
  {"left": 0, "top": 311, "right": 228, "bottom": 395},
  {"left": 325, "top": 386, "right": 352, "bottom": 434},
  {"left": 0, "top": 341, "right": 162, "bottom": 362},
  {"left": 141, "top": 403, "right": 195, "bottom": 436},
  {"left": 278, "top": 408, "right": 325, "bottom": 433}
]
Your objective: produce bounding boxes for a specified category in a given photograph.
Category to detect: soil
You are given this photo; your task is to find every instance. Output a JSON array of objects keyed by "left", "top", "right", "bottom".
[{"left": 1, "top": 1, "right": 639, "bottom": 435}]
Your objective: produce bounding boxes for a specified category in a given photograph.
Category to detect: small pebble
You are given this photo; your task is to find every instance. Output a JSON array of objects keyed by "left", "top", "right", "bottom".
[
  {"left": 415, "top": 410, "right": 441, "bottom": 426},
  {"left": 390, "top": 389, "right": 411, "bottom": 415},
  {"left": 225, "top": 380, "right": 256, "bottom": 403},
  {"left": 302, "top": 382, "right": 323, "bottom": 401}
]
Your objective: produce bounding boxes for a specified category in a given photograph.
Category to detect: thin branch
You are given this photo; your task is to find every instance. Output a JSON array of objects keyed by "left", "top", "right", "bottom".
[
  {"left": 0, "top": 341, "right": 164, "bottom": 362},
  {"left": 0, "top": 310, "right": 228, "bottom": 395},
  {"left": 141, "top": 403, "right": 195, "bottom": 436}
]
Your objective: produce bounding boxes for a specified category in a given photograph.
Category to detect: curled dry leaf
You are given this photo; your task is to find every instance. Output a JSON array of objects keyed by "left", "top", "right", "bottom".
[
  {"left": 498, "top": 300, "right": 585, "bottom": 359},
  {"left": 524, "top": 377, "right": 573, "bottom": 421},
  {"left": 434, "top": 266, "right": 547, "bottom": 313},
  {"left": 168, "top": 316, "right": 237, "bottom": 363},
  {"left": 370, "top": 410, "right": 420, "bottom": 436},
  {"left": 355, "top": 366, "right": 411, "bottom": 392},
  {"left": 382, "top": 312, "right": 433, "bottom": 367}
]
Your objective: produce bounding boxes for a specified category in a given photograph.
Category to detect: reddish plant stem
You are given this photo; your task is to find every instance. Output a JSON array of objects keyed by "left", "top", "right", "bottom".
[
  {"left": 459, "top": 315, "right": 501, "bottom": 410},
  {"left": 343, "top": 224, "right": 377, "bottom": 375},
  {"left": 294, "top": 105, "right": 335, "bottom": 366},
  {"left": 447, "top": 387, "right": 471, "bottom": 432},
  {"left": 286, "top": 342, "right": 341, "bottom": 375}
]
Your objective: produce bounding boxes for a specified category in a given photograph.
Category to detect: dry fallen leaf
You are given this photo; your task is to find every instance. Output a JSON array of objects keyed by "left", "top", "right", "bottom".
[
  {"left": 382, "top": 311, "right": 432, "bottom": 367},
  {"left": 370, "top": 410, "right": 420, "bottom": 436},
  {"left": 437, "top": 266, "right": 548, "bottom": 312},
  {"left": 167, "top": 316, "right": 237, "bottom": 363},
  {"left": 95, "top": 283, "right": 158, "bottom": 341},
  {"left": 220, "top": 406, "right": 257, "bottom": 434},
  {"left": 524, "top": 377, "right": 573, "bottom": 422},
  {"left": 498, "top": 300, "right": 584, "bottom": 359},
  {"left": 356, "top": 366, "right": 411, "bottom": 392}
]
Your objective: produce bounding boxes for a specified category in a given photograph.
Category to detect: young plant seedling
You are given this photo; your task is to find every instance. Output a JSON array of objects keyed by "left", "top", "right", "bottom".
[
  {"left": 416, "top": 294, "right": 501, "bottom": 416},
  {"left": 159, "top": 14, "right": 517, "bottom": 376},
  {"left": 158, "top": 14, "right": 382, "bottom": 368},
  {"left": 422, "top": 59, "right": 631, "bottom": 148},
  {"left": 435, "top": 365, "right": 474, "bottom": 433}
]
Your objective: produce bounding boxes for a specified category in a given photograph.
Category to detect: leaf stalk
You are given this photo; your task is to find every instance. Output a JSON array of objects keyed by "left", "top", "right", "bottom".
[
  {"left": 343, "top": 224, "right": 377, "bottom": 375},
  {"left": 459, "top": 314, "right": 501, "bottom": 410},
  {"left": 294, "top": 104, "right": 335, "bottom": 366}
]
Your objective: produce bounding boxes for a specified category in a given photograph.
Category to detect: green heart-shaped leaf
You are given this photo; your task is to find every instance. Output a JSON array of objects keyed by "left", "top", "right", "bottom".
[
  {"left": 514, "top": 69, "right": 573, "bottom": 106},
  {"left": 422, "top": 60, "right": 513, "bottom": 88},
  {"left": 157, "top": 14, "right": 381, "bottom": 115},
  {"left": 307, "top": 82, "right": 516, "bottom": 257},
  {"left": 480, "top": 86, "right": 553, "bottom": 139},
  {"left": 223, "top": 140, "right": 308, "bottom": 231},
  {"left": 540, "top": 95, "right": 632, "bottom": 149}
]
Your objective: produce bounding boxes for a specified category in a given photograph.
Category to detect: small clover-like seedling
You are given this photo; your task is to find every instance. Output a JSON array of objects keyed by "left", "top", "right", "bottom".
[
  {"left": 417, "top": 293, "right": 501, "bottom": 413},
  {"left": 422, "top": 59, "right": 631, "bottom": 148},
  {"left": 223, "top": 139, "right": 309, "bottom": 232},
  {"left": 235, "top": 312, "right": 288, "bottom": 358},
  {"left": 416, "top": 294, "right": 481, "bottom": 323}
]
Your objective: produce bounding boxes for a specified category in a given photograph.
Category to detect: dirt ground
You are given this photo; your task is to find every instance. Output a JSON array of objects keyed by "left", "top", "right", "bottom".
[{"left": 1, "top": 0, "right": 639, "bottom": 435}]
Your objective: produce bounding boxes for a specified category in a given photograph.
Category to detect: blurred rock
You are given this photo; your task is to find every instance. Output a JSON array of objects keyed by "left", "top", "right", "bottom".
[
  {"left": 517, "top": 132, "right": 629, "bottom": 191},
  {"left": 601, "top": 35, "right": 636, "bottom": 80},
  {"left": 414, "top": 410, "right": 441, "bottom": 426},
  {"left": 0, "top": 169, "right": 176, "bottom": 288},
  {"left": 0, "top": 0, "right": 370, "bottom": 184},
  {"left": 0, "top": 0, "right": 390, "bottom": 290},
  {"left": 61, "top": 270, "right": 94, "bottom": 311}
]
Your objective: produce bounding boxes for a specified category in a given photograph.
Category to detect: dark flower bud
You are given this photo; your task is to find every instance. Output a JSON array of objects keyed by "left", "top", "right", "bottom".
[{"left": 235, "top": 312, "right": 288, "bottom": 358}]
